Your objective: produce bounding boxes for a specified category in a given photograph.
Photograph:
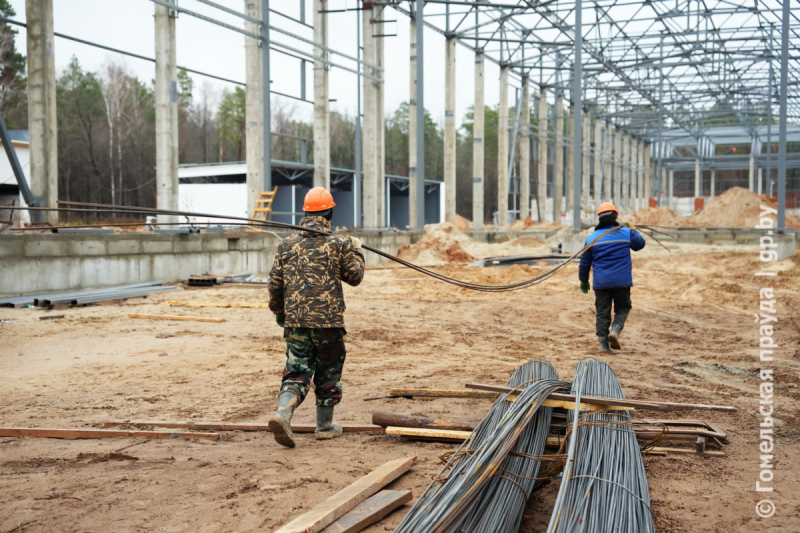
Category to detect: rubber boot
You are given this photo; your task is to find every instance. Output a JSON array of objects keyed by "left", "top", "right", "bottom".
[
  {"left": 314, "top": 406, "right": 342, "bottom": 440},
  {"left": 599, "top": 338, "right": 613, "bottom": 353},
  {"left": 608, "top": 324, "right": 623, "bottom": 350},
  {"left": 268, "top": 390, "right": 300, "bottom": 448}
]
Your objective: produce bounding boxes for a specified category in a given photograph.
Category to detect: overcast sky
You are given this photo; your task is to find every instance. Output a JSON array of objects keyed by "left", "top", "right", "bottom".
[{"left": 8, "top": 0, "right": 506, "bottom": 130}]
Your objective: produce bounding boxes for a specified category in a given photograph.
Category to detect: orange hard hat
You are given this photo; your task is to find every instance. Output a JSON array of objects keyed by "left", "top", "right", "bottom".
[
  {"left": 303, "top": 187, "right": 336, "bottom": 212},
  {"left": 597, "top": 202, "right": 618, "bottom": 216}
]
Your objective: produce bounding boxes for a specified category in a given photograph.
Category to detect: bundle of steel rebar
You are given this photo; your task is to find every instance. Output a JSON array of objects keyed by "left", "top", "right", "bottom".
[
  {"left": 394, "top": 359, "right": 569, "bottom": 533},
  {"left": 547, "top": 358, "right": 655, "bottom": 533}
]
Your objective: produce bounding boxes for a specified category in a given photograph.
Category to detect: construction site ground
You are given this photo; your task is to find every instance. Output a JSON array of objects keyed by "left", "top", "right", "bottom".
[{"left": 1, "top": 243, "right": 799, "bottom": 533}]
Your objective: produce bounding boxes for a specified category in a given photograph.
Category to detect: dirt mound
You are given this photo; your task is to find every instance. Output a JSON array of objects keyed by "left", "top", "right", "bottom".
[
  {"left": 397, "top": 222, "right": 477, "bottom": 264},
  {"left": 683, "top": 187, "right": 800, "bottom": 228},
  {"left": 507, "top": 236, "right": 545, "bottom": 247},
  {"left": 621, "top": 207, "right": 685, "bottom": 227},
  {"left": 453, "top": 215, "right": 472, "bottom": 231}
]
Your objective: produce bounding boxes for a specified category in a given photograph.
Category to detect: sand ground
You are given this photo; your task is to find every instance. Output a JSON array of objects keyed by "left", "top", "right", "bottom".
[{"left": 1, "top": 245, "right": 799, "bottom": 533}]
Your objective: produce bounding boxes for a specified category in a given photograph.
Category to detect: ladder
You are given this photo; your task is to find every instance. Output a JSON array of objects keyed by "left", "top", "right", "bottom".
[{"left": 253, "top": 187, "right": 278, "bottom": 221}]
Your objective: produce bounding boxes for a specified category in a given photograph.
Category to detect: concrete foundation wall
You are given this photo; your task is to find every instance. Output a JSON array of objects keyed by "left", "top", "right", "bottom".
[{"left": 0, "top": 230, "right": 424, "bottom": 297}]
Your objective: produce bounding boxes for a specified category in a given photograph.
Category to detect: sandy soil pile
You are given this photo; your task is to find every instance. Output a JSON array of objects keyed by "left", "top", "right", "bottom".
[
  {"left": 500, "top": 217, "right": 562, "bottom": 231},
  {"left": 398, "top": 222, "right": 551, "bottom": 264},
  {"left": 621, "top": 207, "right": 685, "bottom": 227},
  {"left": 397, "top": 222, "right": 478, "bottom": 263},
  {"left": 453, "top": 214, "right": 472, "bottom": 231},
  {"left": 684, "top": 187, "right": 800, "bottom": 228}
]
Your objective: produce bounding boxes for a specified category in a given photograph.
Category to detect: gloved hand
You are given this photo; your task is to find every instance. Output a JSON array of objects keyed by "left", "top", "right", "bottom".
[
  {"left": 276, "top": 314, "right": 285, "bottom": 327},
  {"left": 580, "top": 281, "right": 590, "bottom": 294},
  {"left": 347, "top": 235, "right": 362, "bottom": 249},
  {"left": 621, "top": 221, "right": 635, "bottom": 229}
]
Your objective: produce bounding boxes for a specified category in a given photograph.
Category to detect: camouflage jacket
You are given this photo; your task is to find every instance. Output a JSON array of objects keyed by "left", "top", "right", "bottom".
[{"left": 268, "top": 216, "right": 365, "bottom": 328}]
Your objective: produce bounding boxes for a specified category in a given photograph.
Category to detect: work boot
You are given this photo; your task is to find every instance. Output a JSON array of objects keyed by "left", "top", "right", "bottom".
[
  {"left": 268, "top": 390, "right": 300, "bottom": 448},
  {"left": 608, "top": 324, "right": 623, "bottom": 350},
  {"left": 314, "top": 405, "right": 342, "bottom": 440},
  {"left": 599, "top": 338, "right": 613, "bottom": 353}
]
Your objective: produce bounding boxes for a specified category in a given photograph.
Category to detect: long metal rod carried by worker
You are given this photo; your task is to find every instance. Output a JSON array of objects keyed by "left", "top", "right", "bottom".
[{"left": 12, "top": 201, "right": 657, "bottom": 293}]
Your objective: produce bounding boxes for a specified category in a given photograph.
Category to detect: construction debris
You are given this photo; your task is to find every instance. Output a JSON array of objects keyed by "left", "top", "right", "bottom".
[{"left": 127, "top": 314, "right": 225, "bottom": 323}]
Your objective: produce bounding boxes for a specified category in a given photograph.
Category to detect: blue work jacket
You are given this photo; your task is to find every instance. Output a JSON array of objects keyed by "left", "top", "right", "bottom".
[{"left": 578, "top": 225, "right": 646, "bottom": 290}]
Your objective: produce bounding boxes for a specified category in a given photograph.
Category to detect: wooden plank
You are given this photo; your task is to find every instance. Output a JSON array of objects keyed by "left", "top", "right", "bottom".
[
  {"left": 371, "top": 412, "right": 477, "bottom": 432},
  {"left": 465, "top": 383, "right": 737, "bottom": 413},
  {"left": 127, "top": 314, "right": 225, "bottom": 323},
  {"left": 321, "top": 490, "right": 412, "bottom": 533},
  {"left": 385, "top": 427, "right": 565, "bottom": 448},
  {"left": 646, "top": 446, "right": 725, "bottom": 458},
  {"left": 388, "top": 388, "right": 497, "bottom": 399},
  {"left": 540, "top": 398, "right": 634, "bottom": 412},
  {"left": 274, "top": 456, "right": 416, "bottom": 533},
  {"left": 104, "top": 420, "right": 383, "bottom": 433},
  {"left": 0, "top": 427, "right": 219, "bottom": 440},
  {"left": 164, "top": 301, "right": 271, "bottom": 309},
  {"left": 385, "top": 427, "right": 472, "bottom": 441}
]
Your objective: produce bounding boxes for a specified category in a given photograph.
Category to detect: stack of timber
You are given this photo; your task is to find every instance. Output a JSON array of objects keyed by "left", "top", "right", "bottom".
[
  {"left": 0, "top": 281, "right": 178, "bottom": 308},
  {"left": 547, "top": 358, "right": 655, "bottom": 533},
  {"left": 273, "top": 456, "right": 415, "bottom": 533},
  {"left": 395, "top": 359, "right": 569, "bottom": 533}
]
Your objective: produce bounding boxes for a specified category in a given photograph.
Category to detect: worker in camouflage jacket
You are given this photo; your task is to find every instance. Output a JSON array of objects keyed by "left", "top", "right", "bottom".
[{"left": 267, "top": 187, "right": 365, "bottom": 448}]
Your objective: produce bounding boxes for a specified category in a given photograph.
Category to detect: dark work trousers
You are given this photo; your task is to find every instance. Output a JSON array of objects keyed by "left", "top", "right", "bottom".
[{"left": 594, "top": 287, "right": 632, "bottom": 340}]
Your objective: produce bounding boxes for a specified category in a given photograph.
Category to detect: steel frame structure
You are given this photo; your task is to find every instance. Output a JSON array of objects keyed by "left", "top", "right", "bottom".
[{"left": 393, "top": 0, "right": 799, "bottom": 229}]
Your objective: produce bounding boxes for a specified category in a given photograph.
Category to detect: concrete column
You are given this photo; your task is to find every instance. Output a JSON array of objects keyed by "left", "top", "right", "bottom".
[
  {"left": 375, "top": 8, "right": 385, "bottom": 226},
  {"left": 619, "top": 132, "right": 627, "bottom": 209},
  {"left": 154, "top": 0, "right": 178, "bottom": 224},
  {"left": 566, "top": 105, "right": 574, "bottom": 216},
  {"left": 26, "top": 0, "right": 58, "bottom": 224},
  {"left": 637, "top": 141, "right": 644, "bottom": 209},
  {"left": 408, "top": 19, "right": 418, "bottom": 229},
  {"left": 444, "top": 37, "right": 456, "bottom": 222},
  {"left": 497, "top": 66, "right": 509, "bottom": 226},
  {"left": 593, "top": 118, "right": 602, "bottom": 209},
  {"left": 749, "top": 155, "right": 755, "bottom": 191},
  {"left": 758, "top": 168, "right": 763, "bottom": 195},
  {"left": 626, "top": 134, "right": 633, "bottom": 210},
  {"left": 536, "top": 88, "right": 548, "bottom": 222},
  {"left": 361, "top": 8, "right": 378, "bottom": 228},
  {"left": 662, "top": 167, "right": 668, "bottom": 205},
  {"left": 519, "top": 79, "right": 530, "bottom": 220},
  {"left": 614, "top": 132, "right": 620, "bottom": 206},
  {"left": 554, "top": 96, "right": 564, "bottom": 221},
  {"left": 472, "top": 52, "right": 484, "bottom": 230},
  {"left": 581, "top": 116, "right": 590, "bottom": 213},
  {"left": 694, "top": 158, "right": 701, "bottom": 198},
  {"left": 710, "top": 168, "right": 718, "bottom": 198},
  {"left": 603, "top": 124, "right": 612, "bottom": 202},
  {"left": 668, "top": 170, "right": 674, "bottom": 209},
  {"left": 313, "top": 0, "right": 330, "bottom": 188},
  {"left": 644, "top": 143, "right": 652, "bottom": 203}
]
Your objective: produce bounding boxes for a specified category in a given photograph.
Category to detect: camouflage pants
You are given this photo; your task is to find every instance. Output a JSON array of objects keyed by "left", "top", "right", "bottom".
[{"left": 281, "top": 327, "right": 347, "bottom": 407}]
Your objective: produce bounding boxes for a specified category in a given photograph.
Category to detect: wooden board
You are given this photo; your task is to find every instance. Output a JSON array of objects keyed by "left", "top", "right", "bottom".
[
  {"left": 321, "top": 490, "right": 412, "bottom": 533},
  {"left": 385, "top": 427, "right": 566, "bottom": 448},
  {"left": 388, "top": 388, "right": 497, "bottom": 399},
  {"left": 465, "top": 383, "right": 737, "bottom": 413},
  {"left": 0, "top": 427, "right": 219, "bottom": 440},
  {"left": 104, "top": 420, "right": 383, "bottom": 433},
  {"left": 645, "top": 446, "right": 725, "bottom": 458},
  {"left": 274, "top": 456, "right": 416, "bottom": 533},
  {"left": 127, "top": 314, "right": 225, "bottom": 323},
  {"left": 165, "top": 301, "right": 271, "bottom": 309}
]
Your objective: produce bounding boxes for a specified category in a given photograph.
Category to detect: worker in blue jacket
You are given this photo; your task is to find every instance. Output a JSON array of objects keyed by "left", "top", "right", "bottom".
[{"left": 579, "top": 202, "right": 646, "bottom": 353}]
